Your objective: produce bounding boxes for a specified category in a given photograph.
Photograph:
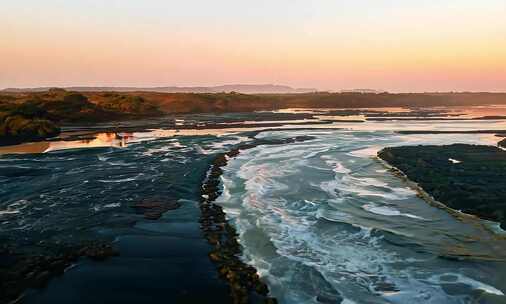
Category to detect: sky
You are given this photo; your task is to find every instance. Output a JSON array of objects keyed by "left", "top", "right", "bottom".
[{"left": 1, "top": 0, "right": 506, "bottom": 92}]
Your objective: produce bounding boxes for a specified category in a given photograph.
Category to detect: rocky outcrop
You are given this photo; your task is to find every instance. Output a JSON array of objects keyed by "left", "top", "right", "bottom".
[
  {"left": 200, "top": 150, "right": 276, "bottom": 304},
  {"left": 131, "top": 199, "right": 181, "bottom": 220},
  {"left": 0, "top": 242, "right": 118, "bottom": 304}
]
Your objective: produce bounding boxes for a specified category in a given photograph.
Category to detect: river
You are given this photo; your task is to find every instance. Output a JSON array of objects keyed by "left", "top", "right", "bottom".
[{"left": 1, "top": 107, "right": 506, "bottom": 303}]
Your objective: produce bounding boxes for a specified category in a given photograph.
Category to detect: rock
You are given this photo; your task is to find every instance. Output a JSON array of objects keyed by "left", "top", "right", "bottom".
[
  {"left": 143, "top": 211, "right": 163, "bottom": 220},
  {"left": 131, "top": 199, "right": 181, "bottom": 220},
  {"left": 48, "top": 259, "right": 67, "bottom": 275},
  {"left": 199, "top": 149, "right": 278, "bottom": 304},
  {"left": 80, "top": 244, "right": 119, "bottom": 261},
  {"left": 209, "top": 251, "right": 222, "bottom": 262},
  {"left": 316, "top": 294, "right": 343, "bottom": 303},
  {"left": 31, "top": 271, "right": 51, "bottom": 288},
  {"left": 0, "top": 241, "right": 118, "bottom": 304},
  {"left": 255, "top": 282, "right": 269, "bottom": 295}
]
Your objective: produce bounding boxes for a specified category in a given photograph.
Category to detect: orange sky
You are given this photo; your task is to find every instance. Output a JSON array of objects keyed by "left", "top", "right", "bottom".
[{"left": 1, "top": 1, "right": 505, "bottom": 92}]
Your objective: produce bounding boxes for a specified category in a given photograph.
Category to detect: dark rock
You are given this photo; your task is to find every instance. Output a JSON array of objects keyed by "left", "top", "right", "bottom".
[
  {"left": 199, "top": 144, "right": 279, "bottom": 304},
  {"left": 131, "top": 199, "right": 181, "bottom": 220},
  {"left": 49, "top": 259, "right": 67, "bottom": 275},
  {"left": 0, "top": 240, "right": 120, "bottom": 304},
  {"left": 32, "top": 271, "right": 51, "bottom": 288},
  {"left": 316, "top": 294, "right": 343, "bottom": 303},
  {"left": 80, "top": 244, "right": 119, "bottom": 261},
  {"left": 255, "top": 282, "right": 269, "bottom": 295}
]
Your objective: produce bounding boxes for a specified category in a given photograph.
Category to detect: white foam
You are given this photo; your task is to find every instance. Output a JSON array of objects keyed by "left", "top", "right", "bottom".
[
  {"left": 323, "top": 158, "right": 351, "bottom": 174},
  {"left": 321, "top": 175, "right": 413, "bottom": 201},
  {"left": 349, "top": 146, "right": 382, "bottom": 157},
  {"left": 363, "top": 204, "right": 425, "bottom": 220},
  {"left": 1, "top": 200, "right": 30, "bottom": 216},
  {"left": 212, "top": 128, "right": 506, "bottom": 303},
  {"left": 431, "top": 273, "right": 504, "bottom": 296},
  {"left": 104, "top": 203, "right": 121, "bottom": 208},
  {"left": 142, "top": 141, "right": 185, "bottom": 156},
  {"left": 93, "top": 202, "right": 121, "bottom": 212},
  {"left": 209, "top": 136, "right": 252, "bottom": 149},
  {"left": 193, "top": 144, "right": 213, "bottom": 155},
  {"left": 0, "top": 209, "right": 20, "bottom": 216},
  {"left": 98, "top": 174, "right": 144, "bottom": 183}
]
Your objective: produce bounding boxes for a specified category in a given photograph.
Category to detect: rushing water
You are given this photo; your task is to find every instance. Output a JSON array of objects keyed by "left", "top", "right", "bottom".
[
  {"left": 216, "top": 129, "right": 506, "bottom": 304},
  {"left": 1, "top": 108, "right": 506, "bottom": 303}
]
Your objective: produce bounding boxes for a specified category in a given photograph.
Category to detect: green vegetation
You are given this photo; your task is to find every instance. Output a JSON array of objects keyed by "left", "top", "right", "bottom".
[
  {"left": 0, "top": 100, "right": 60, "bottom": 145},
  {"left": 0, "top": 89, "right": 163, "bottom": 145},
  {"left": 97, "top": 94, "right": 160, "bottom": 114},
  {"left": 379, "top": 144, "right": 506, "bottom": 229},
  {"left": 2, "top": 88, "right": 506, "bottom": 145},
  {"left": 0, "top": 115, "right": 59, "bottom": 145}
]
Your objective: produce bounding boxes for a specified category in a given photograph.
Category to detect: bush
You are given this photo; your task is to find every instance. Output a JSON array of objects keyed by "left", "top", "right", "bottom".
[
  {"left": 0, "top": 115, "right": 60, "bottom": 143},
  {"left": 62, "top": 93, "right": 90, "bottom": 111},
  {"left": 10, "top": 102, "right": 49, "bottom": 119},
  {"left": 99, "top": 95, "right": 159, "bottom": 114}
]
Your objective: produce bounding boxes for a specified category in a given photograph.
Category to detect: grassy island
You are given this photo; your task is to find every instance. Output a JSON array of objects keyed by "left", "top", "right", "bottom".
[{"left": 378, "top": 144, "right": 506, "bottom": 229}]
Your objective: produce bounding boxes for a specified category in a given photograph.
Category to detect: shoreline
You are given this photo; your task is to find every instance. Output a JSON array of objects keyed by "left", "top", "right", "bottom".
[{"left": 376, "top": 157, "right": 506, "bottom": 263}]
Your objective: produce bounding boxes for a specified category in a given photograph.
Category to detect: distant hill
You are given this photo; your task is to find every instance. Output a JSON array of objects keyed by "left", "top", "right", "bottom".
[
  {"left": 1, "top": 84, "right": 317, "bottom": 94},
  {"left": 211, "top": 84, "right": 316, "bottom": 94},
  {"left": 340, "top": 89, "right": 386, "bottom": 94}
]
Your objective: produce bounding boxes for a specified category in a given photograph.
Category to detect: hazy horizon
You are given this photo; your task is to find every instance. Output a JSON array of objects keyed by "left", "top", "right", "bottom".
[
  {"left": 2, "top": 83, "right": 506, "bottom": 94},
  {"left": 2, "top": 1, "right": 505, "bottom": 92}
]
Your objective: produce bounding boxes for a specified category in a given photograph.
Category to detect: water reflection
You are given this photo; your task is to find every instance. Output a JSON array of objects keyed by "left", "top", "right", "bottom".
[
  {"left": 441, "top": 105, "right": 506, "bottom": 118},
  {"left": 0, "top": 133, "right": 132, "bottom": 154},
  {"left": 1, "top": 106, "right": 506, "bottom": 155},
  {"left": 45, "top": 132, "right": 131, "bottom": 152}
]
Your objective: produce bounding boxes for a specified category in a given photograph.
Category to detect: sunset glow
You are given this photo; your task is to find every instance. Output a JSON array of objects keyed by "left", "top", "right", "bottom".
[{"left": 1, "top": 0, "right": 505, "bottom": 92}]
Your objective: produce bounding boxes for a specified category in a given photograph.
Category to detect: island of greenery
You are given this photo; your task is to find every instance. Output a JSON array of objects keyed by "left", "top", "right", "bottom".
[{"left": 378, "top": 144, "right": 506, "bottom": 229}]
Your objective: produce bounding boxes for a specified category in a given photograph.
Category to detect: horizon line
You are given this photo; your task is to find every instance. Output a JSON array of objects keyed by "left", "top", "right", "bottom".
[{"left": 2, "top": 84, "right": 506, "bottom": 94}]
